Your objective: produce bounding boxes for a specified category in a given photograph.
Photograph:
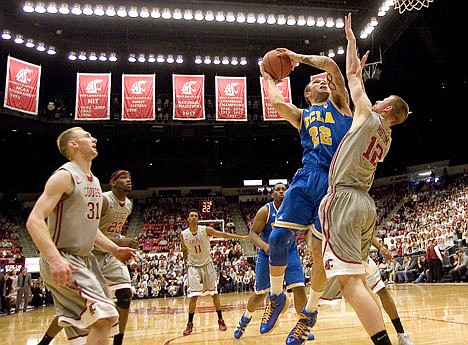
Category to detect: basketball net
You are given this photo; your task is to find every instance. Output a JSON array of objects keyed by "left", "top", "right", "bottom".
[{"left": 393, "top": 0, "right": 434, "bottom": 14}]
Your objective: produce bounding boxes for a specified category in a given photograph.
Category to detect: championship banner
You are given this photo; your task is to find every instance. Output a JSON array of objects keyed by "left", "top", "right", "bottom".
[
  {"left": 75, "top": 73, "right": 111, "bottom": 120},
  {"left": 122, "top": 74, "right": 155, "bottom": 121},
  {"left": 215, "top": 76, "right": 247, "bottom": 121},
  {"left": 4, "top": 56, "right": 41, "bottom": 115},
  {"left": 260, "top": 76, "right": 292, "bottom": 121},
  {"left": 311, "top": 72, "right": 327, "bottom": 80},
  {"left": 172, "top": 74, "right": 205, "bottom": 120}
]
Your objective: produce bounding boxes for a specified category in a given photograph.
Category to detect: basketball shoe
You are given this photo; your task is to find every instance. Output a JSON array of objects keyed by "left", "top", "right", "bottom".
[
  {"left": 218, "top": 319, "right": 227, "bottom": 331},
  {"left": 183, "top": 322, "right": 193, "bottom": 336},
  {"left": 259, "top": 292, "right": 290, "bottom": 334},
  {"left": 233, "top": 313, "right": 252, "bottom": 339},
  {"left": 285, "top": 308, "right": 318, "bottom": 345},
  {"left": 397, "top": 332, "right": 415, "bottom": 345}
]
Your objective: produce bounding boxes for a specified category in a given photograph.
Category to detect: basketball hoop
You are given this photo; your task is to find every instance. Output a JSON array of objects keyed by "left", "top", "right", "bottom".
[{"left": 393, "top": 0, "right": 434, "bottom": 14}]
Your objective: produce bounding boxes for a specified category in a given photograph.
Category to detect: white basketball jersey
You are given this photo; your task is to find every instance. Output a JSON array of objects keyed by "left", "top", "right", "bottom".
[{"left": 182, "top": 225, "right": 212, "bottom": 267}]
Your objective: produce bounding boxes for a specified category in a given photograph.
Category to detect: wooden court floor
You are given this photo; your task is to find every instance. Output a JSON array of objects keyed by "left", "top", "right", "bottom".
[{"left": 2, "top": 283, "right": 467, "bottom": 345}]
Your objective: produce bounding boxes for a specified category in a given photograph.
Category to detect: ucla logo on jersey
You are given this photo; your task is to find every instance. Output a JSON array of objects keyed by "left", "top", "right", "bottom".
[
  {"left": 15, "top": 68, "right": 33, "bottom": 84},
  {"left": 181, "top": 81, "right": 197, "bottom": 95},
  {"left": 224, "top": 82, "right": 239, "bottom": 96},
  {"left": 130, "top": 80, "right": 147, "bottom": 94},
  {"left": 85, "top": 79, "right": 103, "bottom": 93}
]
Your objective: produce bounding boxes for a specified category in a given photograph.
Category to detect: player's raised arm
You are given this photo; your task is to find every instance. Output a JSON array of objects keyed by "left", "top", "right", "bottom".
[{"left": 345, "top": 13, "right": 372, "bottom": 122}]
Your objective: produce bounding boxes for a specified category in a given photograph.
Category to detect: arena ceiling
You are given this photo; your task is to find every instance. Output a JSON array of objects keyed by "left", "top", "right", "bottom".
[{"left": 0, "top": 0, "right": 466, "bottom": 178}]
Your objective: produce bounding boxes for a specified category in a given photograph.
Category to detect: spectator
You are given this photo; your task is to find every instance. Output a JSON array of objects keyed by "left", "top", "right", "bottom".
[{"left": 449, "top": 250, "right": 468, "bottom": 282}]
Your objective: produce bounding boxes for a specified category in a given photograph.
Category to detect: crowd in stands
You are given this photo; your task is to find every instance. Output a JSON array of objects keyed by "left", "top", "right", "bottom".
[
  {"left": 1, "top": 172, "right": 467, "bottom": 315},
  {"left": 0, "top": 215, "right": 24, "bottom": 267}
]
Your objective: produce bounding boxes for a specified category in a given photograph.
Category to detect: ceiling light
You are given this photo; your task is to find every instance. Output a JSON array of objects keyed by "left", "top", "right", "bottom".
[
  {"left": 71, "top": 4, "right": 82, "bottom": 15},
  {"left": 213, "top": 56, "right": 221, "bottom": 64},
  {"left": 287, "top": 15, "right": 296, "bottom": 26},
  {"left": 157, "top": 54, "right": 165, "bottom": 63},
  {"left": 117, "top": 6, "right": 127, "bottom": 17},
  {"left": 360, "top": 31, "right": 368, "bottom": 39},
  {"left": 216, "top": 11, "right": 225, "bottom": 22},
  {"left": 257, "top": 58, "right": 263, "bottom": 66},
  {"left": 128, "top": 7, "right": 139, "bottom": 18},
  {"left": 183, "top": 10, "right": 193, "bottom": 20},
  {"left": 147, "top": 54, "right": 156, "bottom": 63},
  {"left": 328, "top": 49, "right": 335, "bottom": 58},
  {"left": 297, "top": 16, "right": 306, "bottom": 26},
  {"left": 128, "top": 54, "right": 136, "bottom": 63},
  {"left": 316, "top": 17, "right": 325, "bottom": 27},
  {"left": 257, "top": 14, "right": 266, "bottom": 24},
  {"left": 173, "top": 9, "right": 183, "bottom": 20},
  {"left": 370, "top": 17, "right": 379, "bottom": 26},
  {"left": 151, "top": 8, "right": 161, "bottom": 19},
  {"left": 307, "top": 16, "right": 315, "bottom": 26},
  {"left": 25, "top": 38, "right": 35, "bottom": 48},
  {"left": 267, "top": 14, "right": 276, "bottom": 24},
  {"left": 78, "top": 51, "right": 87, "bottom": 60},
  {"left": 162, "top": 8, "right": 171, "bottom": 19},
  {"left": 88, "top": 52, "right": 97, "bottom": 60},
  {"left": 176, "top": 55, "right": 184, "bottom": 63},
  {"left": 246, "top": 13, "right": 256, "bottom": 24},
  {"left": 236, "top": 12, "right": 246, "bottom": 23},
  {"left": 194, "top": 55, "right": 202, "bottom": 64},
  {"left": 222, "top": 56, "right": 230, "bottom": 65},
  {"left": 36, "top": 42, "right": 46, "bottom": 52},
  {"left": 231, "top": 57, "right": 239, "bottom": 65},
  {"left": 204, "top": 56, "right": 212, "bottom": 64},
  {"left": 277, "top": 15, "right": 286, "bottom": 25},
  {"left": 94, "top": 5, "right": 104, "bottom": 16},
  {"left": 226, "top": 12, "right": 235, "bottom": 22},
  {"left": 35, "top": 2, "right": 47, "bottom": 14},
  {"left": 82, "top": 4, "right": 93, "bottom": 16},
  {"left": 337, "top": 46, "right": 345, "bottom": 54},
  {"left": 205, "top": 11, "right": 214, "bottom": 21},
  {"left": 326, "top": 17, "right": 335, "bottom": 27},
  {"left": 47, "top": 2, "right": 58, "bottom": 14},
  {"left": 137, "top": 54, "right": 146, "bottom": 62},
  {"left": 240, "top": 57, "right": 248, "bottom": 65},
  {"left": 140, "top": 7, "right": 150, "bottom": 18},
  {"left": 47, "top": 46, "right": 56, "bottom": 55},
  {"left": 23, "top": 2, "right": 35, "bottom": 13},
  {"left": 59, "top": 3, "right": 69, "bottom": 14},
  {"left": 1, "top": 30, "right": 11, "bottom": 40},
  {"left": 106, "top": 5, "right": 116, "bottom": 16},
  {"left": 98, "top": 53, "right": 107, "bottom": 61},
  {"left": 108, "top": 53, "right": 117, "bottom": 62},
  {"left": 365, "top": 25, "right": 375, "bottom": 35},
  {"left": 335, "top": 18, "right": 344, "bottom": 28},
  {"left": 68, "top": 52, "right": 77, "bottom": 60},
  {"left": 14, "top": 34, "right": 24, "bottom": 44},
  {"left": 194, "top": 10, "right": 204, "bottom": 21},
  {"left": 166, "top": 54, "right": 175, "bottom": 63}
]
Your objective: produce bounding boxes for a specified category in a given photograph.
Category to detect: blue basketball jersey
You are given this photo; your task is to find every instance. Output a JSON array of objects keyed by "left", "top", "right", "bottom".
[
  {"left": 299, "top": 99, "right": 352, "bottom": 170},
  {"left": 259, "top": 201, "right": 276, "bottom": 248}
]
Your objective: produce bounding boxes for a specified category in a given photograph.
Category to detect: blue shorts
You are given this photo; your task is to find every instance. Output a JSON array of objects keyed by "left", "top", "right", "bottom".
[
  {"left": 275, "top": 167, "right": 328, "bottom": 240},
  {"left": 255, "top": 247, "right": 305, "bottom": 294}
]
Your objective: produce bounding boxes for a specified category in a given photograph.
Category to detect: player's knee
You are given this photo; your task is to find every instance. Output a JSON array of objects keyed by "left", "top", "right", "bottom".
[
  {"left": 269, "top": 226, "right": 293, "bottom": 248},
  {"left": 115, "top": 288, "right": 132, "bottom": 309}
]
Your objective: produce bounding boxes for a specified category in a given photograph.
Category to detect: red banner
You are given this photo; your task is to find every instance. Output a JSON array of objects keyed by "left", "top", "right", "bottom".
[
  {"left": 215, "top": 76, "right": 247, "bottom": 121},
  {"left": 260, "top": 77, "right": 292, "bottom": 121},
  {"left": 172, "top": 74, "right": 205, "bottom": 120},
  {"left": 75, "top": 73, "right": 111, "bottom": 120},
  {"left": 4, "top": 56, "right": 41, "bottom": 115},
  {"left": 122, "top": 74, "right": 155, "bottom": 121}
]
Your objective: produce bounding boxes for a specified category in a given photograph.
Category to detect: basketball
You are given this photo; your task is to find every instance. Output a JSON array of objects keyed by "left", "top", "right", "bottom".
[{"left": 262, "top": 49, "right": 294, "bottom": 80}]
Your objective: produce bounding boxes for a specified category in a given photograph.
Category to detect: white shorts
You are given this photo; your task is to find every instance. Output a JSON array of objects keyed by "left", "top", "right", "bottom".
[{"left": 187, "top": 261, "right": 218, "bottom": 297}]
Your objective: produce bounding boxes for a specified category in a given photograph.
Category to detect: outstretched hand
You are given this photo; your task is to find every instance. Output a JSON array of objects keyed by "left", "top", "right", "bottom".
[{"left": 275, "top": 48, "right": 300, "bottom": 69}]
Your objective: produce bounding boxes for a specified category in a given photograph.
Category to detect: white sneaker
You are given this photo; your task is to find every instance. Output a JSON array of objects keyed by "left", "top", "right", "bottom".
[{"left": 398, "top": 332, "right": 415, "bottom": 345}]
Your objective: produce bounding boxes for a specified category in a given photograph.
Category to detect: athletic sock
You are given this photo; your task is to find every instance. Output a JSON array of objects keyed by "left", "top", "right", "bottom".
[
  {"left": 244, "top": 309, "right": 253, "bottom": 319},
  {"left": 216, "top": 310, "right": 223, "bottom": 320},
  {"left": 270, "top": 275, "right": 284, "bottom": 295},
  {"left": 305, "top": 289, "right": 322, "bottom": 313},
  {"left": 371, "top": 330, "right": 392, "bottom": 345},
  {"left": 391, "top": 317, "right": 404, "bottom": 334},
  {"left": 113, "top": 333, "right": 124, "bottom": 345},
  {"left": 37, "top": 334, "right": 54, "bottom": 345},
  {"left": 188, "top": 312, "right": 195, "bottom": 323}
]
